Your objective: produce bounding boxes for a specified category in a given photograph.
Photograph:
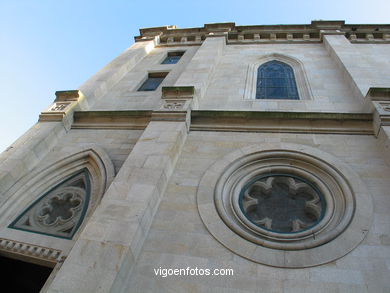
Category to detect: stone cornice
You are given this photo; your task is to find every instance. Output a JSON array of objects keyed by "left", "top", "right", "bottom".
[
  {"left": 190, "top": 111, "right": 373, "bottom": 134},
  {"left": 135, "top": 21, "right": 390, "bottom": 45},
  {"left": 69, "top": 110, "right": 374, "bottom": 134},
  {"left": 71, "top": 110, "right": 152, "bottom": 130}
]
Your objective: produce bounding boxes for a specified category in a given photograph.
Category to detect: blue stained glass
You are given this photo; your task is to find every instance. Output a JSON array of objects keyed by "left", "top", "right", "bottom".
[
  {"left": 162, "top": 55, "right": 181, "bottom": 64},
  {"left": 256, "top": 60, "right": 299, "bottom": 99},
  {"left": 138, "top": 77, "right": 164, "bottom": 91}
]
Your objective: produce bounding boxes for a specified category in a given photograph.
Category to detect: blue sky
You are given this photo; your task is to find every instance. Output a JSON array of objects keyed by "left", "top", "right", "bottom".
[{"left": 0, "top": 0, "right": 389, "bottom": 152}]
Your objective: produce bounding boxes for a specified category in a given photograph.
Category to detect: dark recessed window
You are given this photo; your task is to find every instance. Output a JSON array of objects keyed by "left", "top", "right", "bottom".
[
  {"left": 256, "top": 60, "right": 299, "bottom": 100},
  {"left": 138, "top": 72, "right": 168, "bottom": 91},
  {"left": 161, "top": 51, "right": 185, "bottom": 64},
  {"left": 1, "top": 256, "right": 53, "bottom": 293}
]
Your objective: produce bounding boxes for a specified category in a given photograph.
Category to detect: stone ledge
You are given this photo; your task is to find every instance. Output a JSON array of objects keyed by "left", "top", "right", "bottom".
[
  {"left": 71, "top": 111, "right": 152, "bottom": 130},
  {"left": 39, "top": 90, "right": 85, "bottom": 123},
  {"left": 162, "top": 86, "right": 195, "bottom": 99},
  {"left": 69, "top": 110, "right": 374, "bottom": 134},
  {"left": 367, "top": 87, "right": 390, "bottom": 101},
  {"left": 55, "top": 90, "right": 84, "bottom": 102},
  {"left": 191, "top": 111, "right": 373, "bottom": 134}
]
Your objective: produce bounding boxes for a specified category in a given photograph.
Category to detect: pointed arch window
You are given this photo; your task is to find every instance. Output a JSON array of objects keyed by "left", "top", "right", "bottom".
[
  {"left": 9, "top": 169, "right": 91, "bottom": 239},
  {"left": 256, "top": 60, "right": 299, "bottom": 100}
]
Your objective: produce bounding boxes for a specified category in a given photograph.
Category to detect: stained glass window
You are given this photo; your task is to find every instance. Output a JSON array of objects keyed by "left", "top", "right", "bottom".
[
  {"left": 161, "top": 51, "right": 184, "bottom": 64},
  {"left": 9, "top": 170, "right": 91, "bottom": 239},
  {"left": 256, "top": 60, "right": 299, "bottom": 99},
  {"left": 138, "top": 72, "right": 168, "bottom": 91}
]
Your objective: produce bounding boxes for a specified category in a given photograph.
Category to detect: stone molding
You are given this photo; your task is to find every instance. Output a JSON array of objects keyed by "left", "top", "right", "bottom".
[
  {"left": 136, "top": 21, "right": 390, "bottom": 46},
  {"left": 9, "top": 171, "right": 91, "bottom": 239},
  {"left": 197, "top": 143, "right": 373, "bottom": 268},
  {"left": 0, "top": 238, "right": 63, "bottom": 267},
  {"left": 39, "top": 90, "right": 85, "bottom": 122},
  {"left": 367, "top": 88, "right": 390, "bottom": 135},
  {"left": 191, "top": 111, "right": 373, "bottom": 134},
  {"left": 68, "top": 110, "right": 373, "bottom": 134},
  {"left": 161, "top": 86, "right": 195, "bottom": 99},
  {"left": 71, "top": 110, "right": 152, "bottom": 130},
  {"left": 152, "top": 86, "right": 194, "bottom": 128}
]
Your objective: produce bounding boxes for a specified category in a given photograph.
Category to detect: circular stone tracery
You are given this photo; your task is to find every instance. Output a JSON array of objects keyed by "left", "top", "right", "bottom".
[
  {"left": 197, "top": 144, "right": 373, "bottom": 268},
  {"left": 239, "top": 174, "right": 325, "bottom": 233}
]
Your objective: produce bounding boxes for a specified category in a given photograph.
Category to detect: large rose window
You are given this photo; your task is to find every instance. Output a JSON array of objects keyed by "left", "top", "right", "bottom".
[{"left": 197, "top": 144, "right": 373, "bottom": 267}]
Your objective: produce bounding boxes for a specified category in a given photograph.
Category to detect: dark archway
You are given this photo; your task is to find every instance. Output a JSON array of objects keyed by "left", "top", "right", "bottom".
[{"left": 0, "top": 256, "right": 53, "bottom": 292}]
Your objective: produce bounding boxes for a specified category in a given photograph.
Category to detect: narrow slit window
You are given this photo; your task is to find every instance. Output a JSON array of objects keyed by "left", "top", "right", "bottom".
[
  {"left": 256, "top": 60, "right": 299, "bottom": 100},
  {"left": 138, "top": 72, "right": 168, "bottom": 91},
  {"left": 161, "top": 51, "right": 185, "bottom": 64}
]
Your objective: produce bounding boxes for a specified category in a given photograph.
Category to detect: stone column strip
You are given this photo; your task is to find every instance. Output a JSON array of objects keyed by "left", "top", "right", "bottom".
[
  {"left": 173, "top": 36, "right": 225, "bottom": 108},
  {"left": 46, "top": 120, "right": 188, "bottom": 293},
  {"left": 322, "top": 32, "right": 372, "bottom": 101}
]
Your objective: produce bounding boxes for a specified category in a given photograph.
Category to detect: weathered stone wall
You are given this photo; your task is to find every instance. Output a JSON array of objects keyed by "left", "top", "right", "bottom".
[
  {"left": 201, "top": 43, "right": 361, "bottom": 112},
  {"left": 90, "top": 46, "right": 199, "bottom": 111},
  {"left": 0, "top": 128, "right": 142, "bottom": 256},
  {"left": 126, "top": 131, "right": 390, "bottom": 293}
]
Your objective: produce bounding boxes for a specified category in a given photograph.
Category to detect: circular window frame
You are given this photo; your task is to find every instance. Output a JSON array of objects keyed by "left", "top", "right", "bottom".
[{"left": 197, "top": 143, "right": 373, "bottom": 268}]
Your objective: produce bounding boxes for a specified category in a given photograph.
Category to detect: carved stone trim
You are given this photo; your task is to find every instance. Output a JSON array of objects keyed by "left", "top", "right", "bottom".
[
  {"left": 162, "top": 100, "right": 186, "bottom": 110},
  {"left": 367, "top": 88, "right": 390, "bottom": 135},
  {"left": 162, "top": 86, "right": 195, "bottom": 99},
  {"left": 9, "top": 171, "right": 91, "bottom": 239},
  {"left": 372, "top": 101, "right": 390, "bottom": 135},
  {"left": 39, "top": 102, "right": 73, "bottom": 121},
  {"left": 1, "top": 147, "right": 115, "bottom": 242},
  {"left": 39, "top": 90, "right": 85, "bottom": 122},
  {"left": 153, "top": 87, "right": 194, "bottom": 125},
  {"left": 379, "top": 102, "right": 390, "bottom": 112},
  {"left": 136, "top": 21, "right": 390, "bottom": 46},
  {"left": 55, "top": 90, "right": 84, "bottom": 102},
  {"left": 0, "top": 238, "right": 63, "bottom": 266}
]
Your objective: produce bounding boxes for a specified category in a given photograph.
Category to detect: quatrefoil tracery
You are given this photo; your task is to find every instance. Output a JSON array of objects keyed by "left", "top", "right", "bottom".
[{"left": 38, "top": 191, "right": 83, "bottom": 227}]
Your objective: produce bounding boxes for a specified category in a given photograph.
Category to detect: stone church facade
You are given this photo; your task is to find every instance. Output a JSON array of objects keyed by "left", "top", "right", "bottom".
[{"left": 0, "top": 20, "right": 390, "bottom": 292}]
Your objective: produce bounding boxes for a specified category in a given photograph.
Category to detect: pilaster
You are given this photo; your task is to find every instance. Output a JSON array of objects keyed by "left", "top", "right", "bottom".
[
  {"left": 46, "top": 119, "right": 188, "bottom": 293},
  {"left": 322, "top": 32, "right": 371, "bottom": 100},
  {"left": 173, "top": 36, "right": 225, "bottom": 108}
]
